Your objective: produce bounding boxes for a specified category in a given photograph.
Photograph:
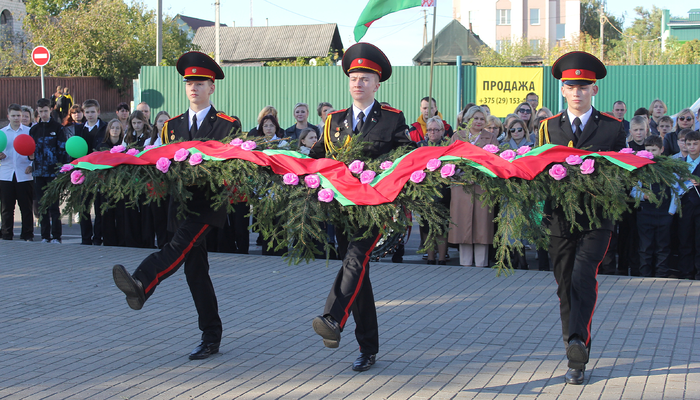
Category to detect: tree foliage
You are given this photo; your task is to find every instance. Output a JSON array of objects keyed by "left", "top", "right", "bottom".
[
  {"left": 264, "top": 51, "right": 341, "bottom": 67},
  {"left": 2, "top": 0, "right": 193, "bottom": 90},
  {"left": 580, "top": 0, "right": 623, "bottom": 45}
]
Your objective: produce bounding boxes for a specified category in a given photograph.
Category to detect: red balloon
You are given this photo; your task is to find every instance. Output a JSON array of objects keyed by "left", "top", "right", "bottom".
[{"left": 13, "top": 134, "right": 36, "bottom": 156}]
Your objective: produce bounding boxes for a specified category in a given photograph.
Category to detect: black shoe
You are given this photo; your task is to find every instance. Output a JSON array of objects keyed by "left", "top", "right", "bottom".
[
  {"left": 438, "top": 260, "right": 446, "bottom": 265},
  {"left": 112, "top": 264, "right": 146, "bottom": 310},
  {"left": 565, "top": 368, "right": 585, "bottom": 384},
  {"left": 352, "top": 353, "right": 376, "bottom": 372},
  {"left": 312, "top": 315, "right": 341, "bottom": 348},
  {"left": 566, "top": 338, "right": 589, "bottom": 365},
  {"left": 189, "top": 341, "right": 220, "bottom": 360},
  {"left": 427, "top": 260, "right": 436, "bottom": 265}
]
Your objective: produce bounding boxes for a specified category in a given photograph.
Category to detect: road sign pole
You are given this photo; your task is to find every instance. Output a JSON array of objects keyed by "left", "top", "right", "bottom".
[{"left": 40, "top": 66, "right": 45, "bottom": 98}]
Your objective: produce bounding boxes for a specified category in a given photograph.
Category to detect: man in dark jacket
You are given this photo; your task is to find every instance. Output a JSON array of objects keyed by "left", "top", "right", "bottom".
[
  {"left": 538, "top": 51, "right": 627, "bottom": 385},
  {"left": 30, "top": 98, "right": 67, "bottom": 243},
  {"left": 112, "top": 52, "right": 239, "bottom": 361},
  {"left": 310, "top": 43, "right": 413, "bottom": 372}
]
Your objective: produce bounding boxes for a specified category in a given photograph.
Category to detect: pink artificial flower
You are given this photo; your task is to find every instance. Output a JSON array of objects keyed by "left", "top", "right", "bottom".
[
  {"left": 110, "top": 145, "right": 126, "bottom": 154},
  {"left": 70, "top": 170, "right": 85, "bottom": 185},
  {"left": 305, "top": 174, "right": 321, "bottom": 188},
  {"left": 516, "top": 146, "right": 531, "bottom": 155},
  {"left": 380, "top": 161, "right": 394, "bottom": 170},
  {"left": 144, "top": 145, "right": 157, "bottom": 150},
  {"left": 636, "top": 150, "right": 654, "bottom": 160},
  {"left": 241, "top": 141, "right": 257, "bottom": 151},
  {"left": 189, "top": 153, "right": 203, "bottom": 166},
  {"left": 483, "top": 144, "right": 499, "bottom": 154},
  {"left": 426, "top": 158, "right": 442, "bottom": 172},
  {"left": 565, "top": 155, "right": 583, "bottom": 165},
  {"left": 410, "top": 170, "right": 426, "bottom": 183},
  {"left": 349, "top": 160, "right": 365, "bottom": 174},
  {"left": 283, "top": 173, "right": 299, "bottom": 185},
  {"left": 580, "top": 158, "right": 595, "bottom": 174},
  {"left": 126, "top": 148, "right": 140, "bottom": 156},
  {"left": 230, "top": 138, "right": 243, "bottom": 146},
  {"left": 60, "top": 164, "right": 74, "bottom": 173},
  {"left": 318, "top": 188, "right": 335, "bottom": 203},
  {"left": 619, "top": 148, "right": 635, "bottom": 154},
  {"left": 174, "top": 148, "right": 189, "bottom": 162},
  {"left": 156, "top": 157, "right": 171, "bottom": 173},
  {"left": 548, "top": 164, "right": 568, "bottom": 181},
  {"left": 360, "top": 170, "right": 376, "bottom": 184},
  {"left": 500, "top": 149, "right": 516, "bottom": 162},
  {"left": 440, "top": 163, "right": 456, "bottom": 178}
]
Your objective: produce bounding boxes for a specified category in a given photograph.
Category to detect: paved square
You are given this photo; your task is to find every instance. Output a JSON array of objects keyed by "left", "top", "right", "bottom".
[{"left": 0, "top": 240, "right": 698, "bottom": 399}]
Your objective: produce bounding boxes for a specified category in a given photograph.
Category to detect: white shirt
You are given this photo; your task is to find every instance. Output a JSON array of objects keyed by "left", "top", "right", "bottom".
[
  {"left": 84, "top": 119, "right": 101, "bottom": 132},
  {"left": 0, "top": 123, "right": 33, "bottom": 182},
  {"left": 352, "top": 101, "right": 375, "bottom": 131},
  {"left": 189, "top": 106, "right": 212, "bottom": 130},
  {"left": 566, "top": 107, "right": 593, "bottom": 133}
]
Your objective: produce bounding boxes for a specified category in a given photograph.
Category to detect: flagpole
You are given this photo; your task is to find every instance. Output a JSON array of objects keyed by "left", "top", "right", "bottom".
[{"left": 428, "top": 4, "right": 437, "bottom": 118}]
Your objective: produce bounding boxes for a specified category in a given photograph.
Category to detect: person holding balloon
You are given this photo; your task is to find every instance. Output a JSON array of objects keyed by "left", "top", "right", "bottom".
[
  {"left": 29, "top": 98, "right": 68, "bottom": 244},
  {"left": 0, "top": 103, "right": 35, "bottom": 241}
]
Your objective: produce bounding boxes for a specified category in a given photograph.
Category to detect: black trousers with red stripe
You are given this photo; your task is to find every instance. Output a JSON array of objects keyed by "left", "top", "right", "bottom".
[
  {"left": 132, "top": 220, "right": 222, "bottom": 343},
  {"left": 549, "top": 228, "right": 611, "bottom": 368},
  {"left": 324, "top": 228, "right": 381, "bottom": 355}
]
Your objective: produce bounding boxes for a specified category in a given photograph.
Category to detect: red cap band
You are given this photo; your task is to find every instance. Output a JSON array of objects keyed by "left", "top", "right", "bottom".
[
  {"left": 561, "top": 68, "right": 597, "bottom": 82},
  {"left": 348, "top": 58, "right": 382, "bottom": 77},
  {"left": 184, "top": 66, "right": 216, "bottom": 80}
]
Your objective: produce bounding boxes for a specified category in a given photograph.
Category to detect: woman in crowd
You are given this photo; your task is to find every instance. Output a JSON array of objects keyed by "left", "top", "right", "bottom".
[
  {"left": 484, "top": 116, "right": 504, "bottom": 143},
  {"left": 298, "top": 127, "right": 318, "bottom": 155},
  {"left": 248, "top": 106, "right": 283, "bottom": 138},
  {"left": 456, "top": 103, "right": 477, "bottom": 127},
  {"left": 503, "top": 118, "right": 534, "bottom": 150},
  {"left": 648, "top": 99, "right": 667, "bottom": 135},
  {"left": 514, "top": 102, "right": 536, "bottom": 135},
  {"left": 285, "top": 103, "right": 319, "bottom": 141},
  {"left": 418, "top": 116, "right": 450, "bottom": 147},
  {"left": 62, "top": 105, "right": 86, "bottom": 139},
  {"left": 257, "top": 114, "right": 288, "bottom": 148},
  {"left": 664, "top": 108, "right": 696, "bottom": 155},
  {"left": 317, "top": 102, "right": 334, "bottom": 131},
  {"left": 150, "top": 111, "right": 171, "bottom": 146},
  {"left": 99, "top": 119, "right": 126, "bottom": 247},
  {"left": 449, "top": 106, "right": 498, "bottom": 268}
]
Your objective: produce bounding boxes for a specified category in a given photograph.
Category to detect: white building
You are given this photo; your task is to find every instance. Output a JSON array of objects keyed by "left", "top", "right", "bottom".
[
  {"left": 453, "top": 0, "right": 581, "bottom": 52},
  {"left": 0, "top": 0, "right": 27, "bottom": 40}
]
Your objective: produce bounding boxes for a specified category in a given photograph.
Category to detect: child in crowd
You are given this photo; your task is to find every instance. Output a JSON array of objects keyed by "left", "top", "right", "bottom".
[
  {"left": 673, "top": 130, "right": 700, "bottom": 280},
  {"left": 150, "top": 111, "right": 170, "bottom": 146},
  {"left": 627, "top": 115, "right": 649, "bottom": 151},
  {"left": 673, "top": 129, "right": 692, "bottom": 159},
  {"left": 124, "top": 111, "right": 153, "bottom": 147},
  {"left": 632, "top": 136, "right": 673, "bottom": 277},
  {"left": 656, "top": 116, "right": 673, "bottom": 140},
  {"left": 298, "top": 127, "right": 318, "bottom": 155},
  {"left": 100, "top": 120, "right": 126, "bottom": 247}
]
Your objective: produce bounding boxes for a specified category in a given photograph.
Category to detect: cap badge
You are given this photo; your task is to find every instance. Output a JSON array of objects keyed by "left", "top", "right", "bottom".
[
  {"left": 575, "top": 70, "right": 581, "bottom": 76},
  {"left": 192, "top": 68, "right": 197, "bottom": 73},
  {"left": 358, "top": 59, "right": 363, "bottom": 64}
]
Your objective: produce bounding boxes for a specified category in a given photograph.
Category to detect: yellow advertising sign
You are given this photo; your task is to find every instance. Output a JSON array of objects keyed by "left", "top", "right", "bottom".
[{"left": 476, "top": 67, "right": 544, "bottom": 118}]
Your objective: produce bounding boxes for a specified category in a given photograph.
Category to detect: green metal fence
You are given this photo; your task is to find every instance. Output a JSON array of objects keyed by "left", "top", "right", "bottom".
[{"left": 138, "top": 64, "right": 700, "bottom": 131}]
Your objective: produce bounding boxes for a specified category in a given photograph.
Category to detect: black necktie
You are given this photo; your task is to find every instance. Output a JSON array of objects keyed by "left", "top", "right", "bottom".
[
  {"left": 355, "top": 111, "right": 365, "bottom": 134},
  {"left": 190, "top": 114, "right": 198, "bottom": 138},
  {"left": 573, "top": 117, "right": 582, "bottom": 142}
]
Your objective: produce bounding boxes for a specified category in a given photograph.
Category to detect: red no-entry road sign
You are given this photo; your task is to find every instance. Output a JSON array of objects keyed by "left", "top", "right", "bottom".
[{"left": 31, "top": 46, "right": 51, "bottom": 67}]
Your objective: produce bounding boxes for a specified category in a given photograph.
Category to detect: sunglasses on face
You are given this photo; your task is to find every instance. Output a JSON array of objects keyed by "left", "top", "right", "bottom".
[
  {"left": 509, "top": 127, "right": 524, "bottom": 133},
  {"left": 679, "top": 116, "right": 694, "bottom": 121},
  {"left": 518, "top": 109, "right": 532, "bottom": 114}
]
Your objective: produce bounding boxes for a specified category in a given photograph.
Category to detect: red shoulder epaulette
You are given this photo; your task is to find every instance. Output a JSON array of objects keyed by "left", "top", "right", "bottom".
[
  {"left": 166, "top": 114, "right": 181, "bottom": 123},
  {"left": 600, "top": 112, "right": 621, "bottom": 122},
  {"left": 329, "top": 108, "right": 347, "bottom": 115},
  {"left": 381, "top": 105, "right": 401, "bottom": 113},
  {"left": 216, "top": 112, "right": 237, "bottom": 123},
  {"left": 543, "top": 112, "right": 563, "bottom": 122}
]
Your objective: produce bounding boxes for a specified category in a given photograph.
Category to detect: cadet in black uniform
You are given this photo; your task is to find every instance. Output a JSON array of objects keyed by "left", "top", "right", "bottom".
[
  {"left": 112, "top": 52, "right": 239, "bottom": 360},
  {"left": 538, "top": 52, "right": 627, "bottom": 385},
  {"left": 310, "top": 43, "right": 413, "bottom": 372}
]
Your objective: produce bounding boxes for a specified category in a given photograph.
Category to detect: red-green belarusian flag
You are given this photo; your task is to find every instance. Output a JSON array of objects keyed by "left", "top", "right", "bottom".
[{"left": 354, "top": 0, "right": 435, "bottom": 42}]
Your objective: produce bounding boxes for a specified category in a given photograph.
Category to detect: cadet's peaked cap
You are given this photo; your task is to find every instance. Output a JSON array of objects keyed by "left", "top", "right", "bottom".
[
  {"left": 551, "top": 51, "right": 606, "bottom": 85},
  {"left": 342, "top": 42, "right": 392, "bottom": 82},
  {"left": 176, "top": 51, "right": 225, "bottom": 82}
]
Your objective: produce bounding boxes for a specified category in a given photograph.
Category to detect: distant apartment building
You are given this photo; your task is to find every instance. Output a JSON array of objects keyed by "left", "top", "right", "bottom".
[
  {"left": 661, "top": 9, "right": 700, "bottom": 49},
  {"left": 453, "top": 0, "right": 581, "bottom": 52}
]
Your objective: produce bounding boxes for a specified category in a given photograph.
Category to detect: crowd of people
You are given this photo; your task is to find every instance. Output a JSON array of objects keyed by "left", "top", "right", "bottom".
[{"left": 2, "top": 88, "right": 699, "bottom": 280}]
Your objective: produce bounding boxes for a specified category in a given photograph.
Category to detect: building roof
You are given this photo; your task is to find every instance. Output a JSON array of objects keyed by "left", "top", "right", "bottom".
[
  {"left": 192, "top": 23, "right": 344, "bottom": 65},
  {"left": 412, "top": 20, "right": 488, "bottom": 65},
  {"left": 177, "top": 15, "right": 227, "bottom": 31}
]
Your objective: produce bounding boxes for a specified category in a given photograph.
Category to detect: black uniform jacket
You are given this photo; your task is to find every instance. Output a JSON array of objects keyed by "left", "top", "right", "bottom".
[
  {"left": 309, "top": 101, "right": 412, "bottom": 159},
  {"left": 539, "top": 107, "right": 627, "bottom": 236},
  {"left": 160, "top": 106, "right": 239, "bottom": 230}
]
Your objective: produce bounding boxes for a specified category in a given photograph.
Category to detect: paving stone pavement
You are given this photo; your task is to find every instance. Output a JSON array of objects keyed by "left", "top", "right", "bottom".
[{"left": 0, "top": 239, "right": 698, "bottom": 399}]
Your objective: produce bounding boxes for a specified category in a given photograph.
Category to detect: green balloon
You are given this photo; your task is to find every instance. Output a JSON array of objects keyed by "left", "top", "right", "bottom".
[
  {"left": 0, "top": 130, "right": 6, "bottom": 153},
  {"left": 66, "top": 136, "right": 88, "bottom": 159}
]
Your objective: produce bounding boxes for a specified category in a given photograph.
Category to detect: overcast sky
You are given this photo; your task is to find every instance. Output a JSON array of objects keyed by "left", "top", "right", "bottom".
[{"left": 142, "top": 0, "right": 690, "bottom": 66}]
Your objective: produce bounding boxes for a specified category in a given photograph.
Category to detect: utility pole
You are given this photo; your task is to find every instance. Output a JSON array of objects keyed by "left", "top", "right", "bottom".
[
  {"left": 599, "top": 3, "right": 604, "bottom": 61},
  {"left": 423, "top": 10, "right": 427, "bottom": 47},
  {"left": 215, "top": 0, "right": 220, "bottom": 64},
  {"left": 156, "top": 0, "right": 162, "bottom": 65}
]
